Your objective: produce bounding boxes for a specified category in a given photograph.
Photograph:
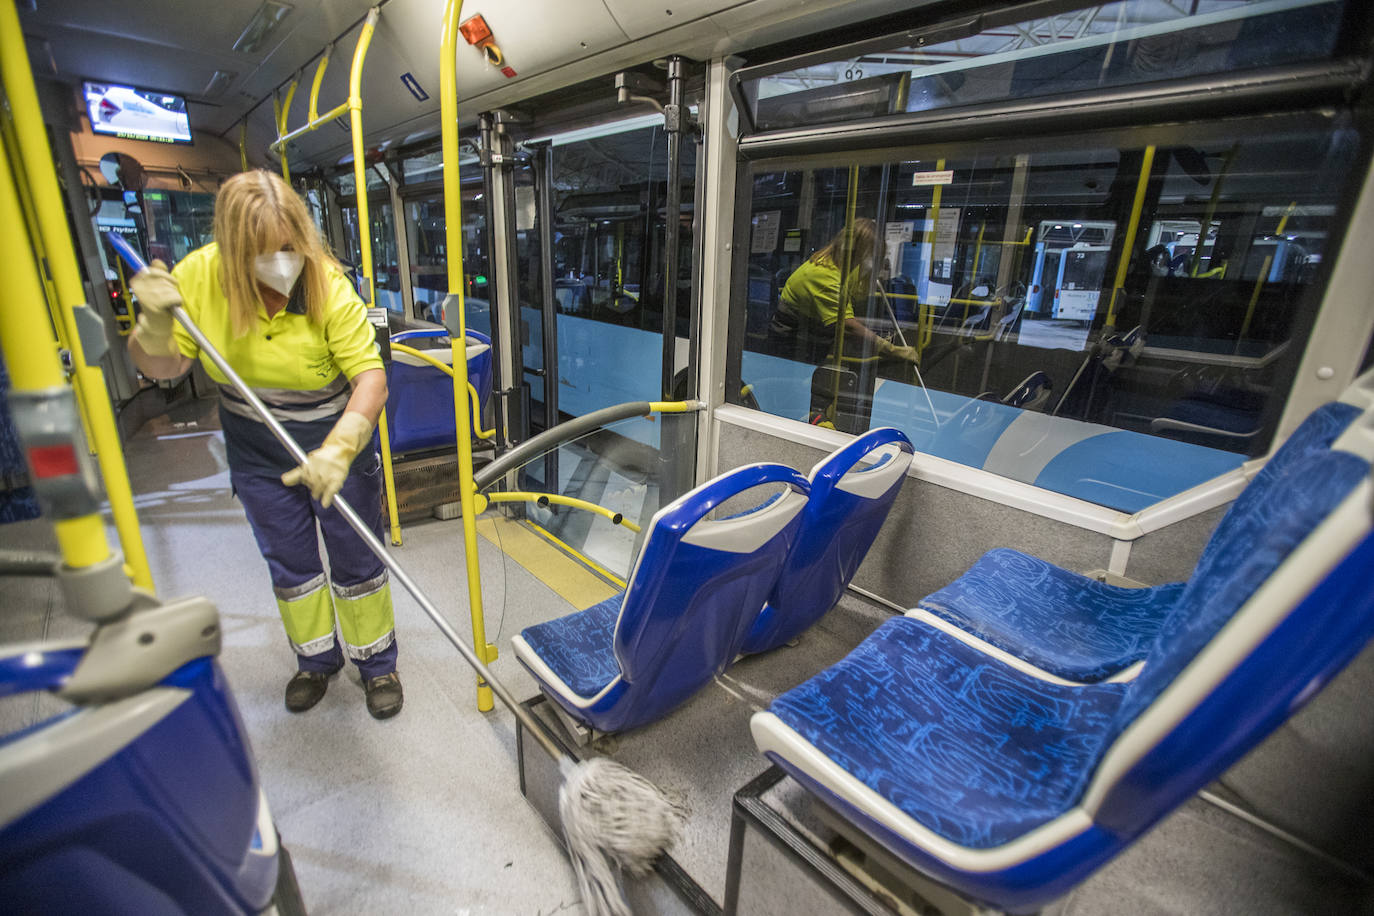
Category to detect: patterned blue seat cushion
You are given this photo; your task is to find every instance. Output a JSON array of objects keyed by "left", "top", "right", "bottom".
[
  {"left": 517, "top": 592, "right": 625, "bottom": 698},
  {"left": 770, "top": 616, "right": 1126, "bottom": 848},
  {"left": 918, "top": 549, "right": 1184, "bottom": 681}
]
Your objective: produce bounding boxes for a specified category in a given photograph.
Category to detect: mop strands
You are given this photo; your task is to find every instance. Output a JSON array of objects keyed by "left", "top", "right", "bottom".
[{"left": 560, "top": 756, "right": 686, "bottom": 916}]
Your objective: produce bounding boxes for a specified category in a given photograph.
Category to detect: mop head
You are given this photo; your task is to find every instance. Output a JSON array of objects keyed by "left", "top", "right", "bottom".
[{"left": 559, "top": 756, "right": 685, "bottom": 916}]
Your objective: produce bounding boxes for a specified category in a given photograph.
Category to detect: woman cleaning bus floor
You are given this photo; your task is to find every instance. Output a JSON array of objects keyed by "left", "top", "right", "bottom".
[{"left": 128, "top": 169, "right": 403, "bottom": 720}]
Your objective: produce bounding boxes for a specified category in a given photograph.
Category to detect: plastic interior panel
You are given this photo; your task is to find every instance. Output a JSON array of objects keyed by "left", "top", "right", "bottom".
[
  {"left": 740, "top": 429, "right": 914, "bottom": 655},
  {"left": 0, "top": 656, "right": 277, "bottom": 914},
  {"left": 551, "top": 463, "right": 810, "bottom": 733},
  {"left": 680, "top": 489, "right": 808, "bottom": 553}
]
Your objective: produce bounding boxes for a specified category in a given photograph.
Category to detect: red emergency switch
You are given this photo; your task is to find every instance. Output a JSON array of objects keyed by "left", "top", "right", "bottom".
[{"left": 459, "top": 14, "right": 493, "bottom": 46}]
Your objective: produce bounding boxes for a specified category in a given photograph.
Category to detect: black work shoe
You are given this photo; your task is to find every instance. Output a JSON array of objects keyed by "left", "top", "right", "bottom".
[
  {"left": 364, "top": 671, "right": 403, "bottom": 719},
  {"left": 284, "top": 669, "right": 338, "bottom": 712}
]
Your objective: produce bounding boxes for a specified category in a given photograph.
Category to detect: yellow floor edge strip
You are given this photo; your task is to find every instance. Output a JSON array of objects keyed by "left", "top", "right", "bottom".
[{"left": 475, "top": 515, "right": 620, "bottom": 611}]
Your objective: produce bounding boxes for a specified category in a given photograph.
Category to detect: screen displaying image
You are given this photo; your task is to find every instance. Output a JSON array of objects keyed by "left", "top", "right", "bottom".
[{"left": 83, "top": 81, "right": 191, "bottom": 144}]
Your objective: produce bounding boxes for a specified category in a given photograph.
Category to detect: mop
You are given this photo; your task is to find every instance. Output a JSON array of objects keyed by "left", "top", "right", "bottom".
[{"left": 109, "top": 233, "right": 682, "bottom": 916}]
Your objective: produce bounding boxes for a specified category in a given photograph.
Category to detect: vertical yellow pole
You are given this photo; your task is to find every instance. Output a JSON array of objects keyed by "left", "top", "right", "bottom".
[
  {"left": 275, "top": 78, "right": 299, "bottom": 182},
  {"left": 308, "top": 49, "right": 331, "bottom": 123},
  {"left": 1190, "top": 144, "right": 1236, "bottom": 278},
  {"left": 239, "top": 122, "right": 249, "bottom": 171},
  {"left": 1104, "top": 145, "right": 1156, "bottom": 330},
  {"left": 1, "top": 1, "right": 152, "bottom": 589},
  {"left": 0, "top": 129, "right": 111, "bottom": 571},
  {"left": 442, "top": 0, "right": 496, "bottom": 712},
  {"left": 1240, "top": 201, "right": 1297, "bottom": 342},
  {"left": 344, "top": 9, "right": 401, "bottom": 546},
  {"left": 919, "top": 158, "right": 946, "bottom": 353},
  {"left": 965, "top": 222, "right": 986, "bottom": 324}
]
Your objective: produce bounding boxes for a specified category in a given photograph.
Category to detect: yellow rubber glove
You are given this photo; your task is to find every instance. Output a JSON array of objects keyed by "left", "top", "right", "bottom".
[
  {"left": 875, "top": 337, "right": 920, "bottom": 364},
  {"left": 128, "top": 259, "right": 181, "bottom": 357},
  {"left": 887, "top": 344, "right": 920, "bottom": 364},
  {"left": 280, "top": 411, "right": 375, "bottom": 508}
]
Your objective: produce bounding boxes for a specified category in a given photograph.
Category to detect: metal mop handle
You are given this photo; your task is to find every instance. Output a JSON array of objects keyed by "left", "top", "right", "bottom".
[
  {"left": 107, "top": 234, "right": 565, "bottom": 762},
  {"left": 175, "top": 306, "right": 565, "bottom": 761}
]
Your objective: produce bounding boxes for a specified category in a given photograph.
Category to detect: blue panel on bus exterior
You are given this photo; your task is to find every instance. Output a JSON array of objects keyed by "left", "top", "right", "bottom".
[
  {"left": 739, "top": 352, "right": 815, "bottom": 421},
  {"left": 0, "top": 657, "right": 277, "bottom": 914},
  {"left": 1032, "top": 431, "right": 1246, "bottom": 512},
  {"left": 555, "top": 315, "right": 663, "bottom": 448}
]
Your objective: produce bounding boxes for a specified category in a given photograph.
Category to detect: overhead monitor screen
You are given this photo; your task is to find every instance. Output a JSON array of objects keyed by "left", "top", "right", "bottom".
[{"left": 83, "top": 81, "right": 191, "bottom": 144}]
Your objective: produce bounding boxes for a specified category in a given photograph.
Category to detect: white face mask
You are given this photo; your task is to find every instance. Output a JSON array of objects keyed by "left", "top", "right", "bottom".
[{"left": 254, "top": 251, "right": 305, "bottom": 297}]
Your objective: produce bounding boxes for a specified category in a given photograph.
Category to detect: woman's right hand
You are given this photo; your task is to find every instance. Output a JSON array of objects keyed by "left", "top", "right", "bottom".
[{"left": 129, "top": 259, "right": 181, "bottom": 356}]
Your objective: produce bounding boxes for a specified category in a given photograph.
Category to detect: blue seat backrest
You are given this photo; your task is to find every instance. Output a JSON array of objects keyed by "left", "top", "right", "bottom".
[
  {"left": 1108, "top": 402, "right": 1364, "bottom": 732},
  {"left": 1190, "top": 402, "right": 1360, "bottom": 575},
  {"left": 1091, "top": 402, "right": 1373, "bottom": 838},
  {"left": 743, "top": 428, "right": 914, "bottom": 654},
  {"left": 386, "top": 329, "right": 492, "bottom": 453},
  {"left": 612, "top": 463, "right": 810, "bottom": 712}
]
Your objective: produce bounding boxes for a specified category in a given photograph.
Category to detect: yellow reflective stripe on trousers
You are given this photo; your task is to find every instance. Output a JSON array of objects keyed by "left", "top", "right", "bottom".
[
  {"left": 274, "top": 573, "right": 335, "bottom": 656},
  {"left": 333, "top": 574, "right": 395, "bottom": 660}
]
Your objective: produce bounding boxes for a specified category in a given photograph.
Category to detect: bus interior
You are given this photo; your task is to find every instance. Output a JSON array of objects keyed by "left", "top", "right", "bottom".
[{"left": 3, "top": 0, "right": 1374, "bottom": 914}]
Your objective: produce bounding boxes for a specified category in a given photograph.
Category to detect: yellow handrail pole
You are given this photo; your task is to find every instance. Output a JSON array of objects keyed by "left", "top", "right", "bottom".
[
  {"left": 113, "top": 257, "right": 134, "bottom": 335},
  {"left": 274, "top": 76, "right": 299, "bottom": 181},
  {"left": 826, "top": 164, "right": 862, "bottom": 416},
  {"left": 0, "top": 110, "right": 100, "bottom": 451},
  {"left": 1190, "top": 143, "right": 1237, "bottom": 278},
  {"left": 339, "top": 9, "right": 400, "bottom": 546},
  {"left": 483, "top": 492, "right": 643, "bottom": 533},
  {"left": 1240, "top": 201, "right": 1297, "bottom": 343},
  {"left": 442, "top": 0, "right": 495, "bottom": 711},
  {"left": 920, "top": 158, "right": 947, "bottom": 353},
  {"left": 1, "top": 2, "right": 152, "bottom": 589},
  {"left": 308, "top": 46, "right": 331, "bottom": 123},
  {"left": 0, "top": 134, "right": 111, "bottom": 571},
  {"left": 389, "top": 342, "right": 495, "bottom": 439},
  {"left": 1103, "top": 145, "right": 1156, "bottom": 331},
  {"left": 270, "top": 101, "right": 351, "bottom": 151},
  {"left": 239, "top": 122, "right": 249, "bottom": 171}
]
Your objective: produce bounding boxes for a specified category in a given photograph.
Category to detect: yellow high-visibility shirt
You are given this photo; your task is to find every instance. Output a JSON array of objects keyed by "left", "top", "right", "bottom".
[
  {"left": 169, "top": 243, "right": 383, "bottom": 475},
  {"left": 779, "top": 258, "right": 862, "bottom": 327},
  {"left": 170, "top": 242, "right": 382, "bottom": 390}
]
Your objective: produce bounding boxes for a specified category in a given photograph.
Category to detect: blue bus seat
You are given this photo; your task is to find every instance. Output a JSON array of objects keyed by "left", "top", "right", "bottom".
[
  {"left": 385, "top": 328, "right": 492, "bottom": 454},
  {"left": 750, "top": 382, "right": 1374, "bottom": 913},
  {"left": 740, "top": 427, "right": 914, "bottom": 656},
  {"left": 0, "top": 646, "right": 280, "bottom": 912},
  {"left": 911, "top": 394, "right": 1366, "bottom": 682},
  {"left": 512, "top": 463, "right": 811, "bottom": 735}
]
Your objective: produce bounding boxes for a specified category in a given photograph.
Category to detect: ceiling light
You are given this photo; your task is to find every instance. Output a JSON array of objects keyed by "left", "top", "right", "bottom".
[{"left": 233, "top": 1, "right": 293, "bottom": 54}]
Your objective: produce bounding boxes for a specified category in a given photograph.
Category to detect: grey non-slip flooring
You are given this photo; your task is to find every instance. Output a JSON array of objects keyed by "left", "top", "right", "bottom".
[{"left": 2, "top": 394, "right": 1371, "bottom": 914}]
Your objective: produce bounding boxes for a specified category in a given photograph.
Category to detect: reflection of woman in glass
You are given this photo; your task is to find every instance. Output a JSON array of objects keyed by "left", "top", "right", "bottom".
[{"left": 768, "top": 218, "right": 917, "bottom": 365}]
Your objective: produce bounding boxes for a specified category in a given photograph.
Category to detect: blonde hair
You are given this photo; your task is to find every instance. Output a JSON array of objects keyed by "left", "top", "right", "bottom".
[
  {"left": 213, "top": 170, "right": 340, "bottom": 337},
  {"left": 809, "top": 218, "right": 878, "bottom": 277}
]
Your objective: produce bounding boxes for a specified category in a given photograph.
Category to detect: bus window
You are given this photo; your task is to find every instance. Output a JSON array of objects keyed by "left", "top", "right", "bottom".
[{"left": 730, "top": 115, "right": 1363, "bottom": 512}]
